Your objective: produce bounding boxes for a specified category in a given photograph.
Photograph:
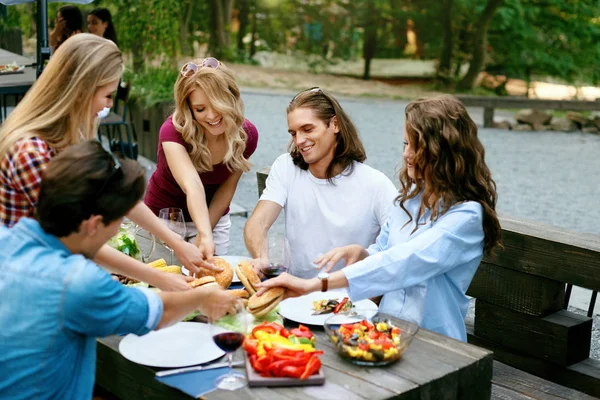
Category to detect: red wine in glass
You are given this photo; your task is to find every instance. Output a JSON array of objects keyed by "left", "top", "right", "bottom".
[
  {"left": 213, "top": 332, "right": 245, "bottom": 353},
  {"left": 210, "top": 312, "right": 249, "bottom": 391},
  {"left": 264, "top": 263, "right": 288, "bottom": 279}
]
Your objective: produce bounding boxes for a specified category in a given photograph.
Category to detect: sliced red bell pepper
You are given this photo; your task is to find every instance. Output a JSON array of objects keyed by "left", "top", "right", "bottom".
[
  {"left": 300, "top": 356, "right": 321, "bottom": 380},
  {"left": 251, "top": 322, "right": 288, "bottom": 338},
  {"left": 252, "top": 355, "right": 272, "bottom": 373},
  {"left": 243, "top": 338, "right": 259, "bottom": 355},
  {"left": 289, "top": 324, "right": 314, "bottom": 339},
  {"left": 333, "top": 297, "right": 349, "bottom": 314},
  {"left": 280, "top": 365, "right": 305, "bottom": 379}
]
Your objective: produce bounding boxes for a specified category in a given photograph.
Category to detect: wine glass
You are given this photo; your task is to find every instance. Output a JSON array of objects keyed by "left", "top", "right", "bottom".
[
  {"left": 264, "top": 234, "right": 289, "bottom": 278},
  {"left": 158, "top": 207, "right": 186, "bottom": 264},
  {"left": 209, "top": 309, "right": 250, "bottom": 391}
]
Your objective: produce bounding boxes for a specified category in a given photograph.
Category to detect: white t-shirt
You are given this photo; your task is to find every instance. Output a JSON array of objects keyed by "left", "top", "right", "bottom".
[{"left": 260, "top": 153, "right": 398, "bottom": 279}]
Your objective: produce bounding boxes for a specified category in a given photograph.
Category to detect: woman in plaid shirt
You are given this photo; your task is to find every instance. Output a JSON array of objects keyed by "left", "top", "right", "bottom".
[{"left": 0, "top": 34, "right": 221, "bottom": 290}]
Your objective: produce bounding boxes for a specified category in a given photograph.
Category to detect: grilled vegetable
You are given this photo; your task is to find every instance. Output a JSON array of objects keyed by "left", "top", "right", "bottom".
[{"left": 312, "top": 297, "right": 353, "bottom": 315}]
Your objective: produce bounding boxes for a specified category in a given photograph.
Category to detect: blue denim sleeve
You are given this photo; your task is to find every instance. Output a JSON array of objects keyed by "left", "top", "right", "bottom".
[{"left": 61, "top": 260, "right": 163, "bottom": 337}]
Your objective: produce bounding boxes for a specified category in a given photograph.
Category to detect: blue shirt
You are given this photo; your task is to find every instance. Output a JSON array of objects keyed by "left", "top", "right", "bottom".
[
  {"left": 344, "top": 195, "right": 484, "bottom": 341},
  {"left": 0, "top": 218, "right": 163, "bottom": 400}
]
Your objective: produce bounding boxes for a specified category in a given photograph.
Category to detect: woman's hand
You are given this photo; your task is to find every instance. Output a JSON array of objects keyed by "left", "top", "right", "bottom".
[
  {"left": 49, "top": 17, "right": 65, "bottom": 48},
  {"left": 255, "top": 273, "right": 318, "bottom": 300},
  {"left": 150, "top": 272, "right": 195, "bottom": 292},
  {"left": 194, "top": 235, "right": 215, "bottom": 262},
  {"left": 314, "top": 244, "right": 369, "bottom": 272},
  {"left": 171, "top": 240, "right": 221, "bottom": 275}
]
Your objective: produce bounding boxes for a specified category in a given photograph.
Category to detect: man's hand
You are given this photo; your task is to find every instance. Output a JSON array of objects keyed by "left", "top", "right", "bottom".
[
  {"left": 152, "top": 272, "right": 194, "bottom": 292},
  {"left": 255, "top": 273, "right": 316, "bottom": 300},
  {"left": 314, "top": 244, "right": 368, "bottom": 272},
  {"left": 196, "top": 284, "right": 240, "bottom": 321},
  {"left": 172, "top": 239, "right": 221, "bottom": 275},
  {"left": 249, "top": 257, "right": 269, "bottom": 279}
]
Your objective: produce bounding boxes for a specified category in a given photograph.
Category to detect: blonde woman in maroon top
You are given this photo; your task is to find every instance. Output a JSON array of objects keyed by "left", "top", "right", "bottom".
[{"left": 144, "top": 58, "right": 259, "bottom": 261}]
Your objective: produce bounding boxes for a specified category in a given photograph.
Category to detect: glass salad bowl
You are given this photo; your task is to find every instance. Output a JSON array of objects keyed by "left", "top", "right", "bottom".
[{"left": 324, "top": 310, "right": 419, "bottom": 367}]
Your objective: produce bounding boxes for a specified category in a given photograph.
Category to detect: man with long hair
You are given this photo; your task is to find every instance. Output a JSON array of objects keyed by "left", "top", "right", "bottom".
[
  {"left": 244, "top": 87, "right": 397, "bottom": 279},
  {"left": 0, "top": 142, "right": 237, "bottom": 399}
]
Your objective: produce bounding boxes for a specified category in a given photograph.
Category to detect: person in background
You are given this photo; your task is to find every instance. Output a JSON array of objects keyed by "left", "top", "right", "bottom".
[
  {"left": 244, "top": 87, "right": 397, "bottom": 279},
  {"left": 144, "top": 57, "right": 259, "bottom": 260},
  {"left": 0, "top": 34, "right": 218, "bottom": 291},
  {"left": 0, "top": 141, "right": 238, "bottom": 400},
  {"left": 258, "top": 95, "right": 502, "bottom": 342},
  {"left": 87, "top": 8, "right": 118, "bottom": 46},
  {"left": 49, "top": 5, "right": 83, "bottom": 52}
]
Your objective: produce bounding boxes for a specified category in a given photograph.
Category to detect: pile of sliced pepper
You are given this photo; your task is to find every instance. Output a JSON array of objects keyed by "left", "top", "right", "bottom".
[
  {"left": 331, "top": 319, "right": 402, "bottom": 362},
  {"left": 243, "top": 322, "right": 323, "bottom": 379}
]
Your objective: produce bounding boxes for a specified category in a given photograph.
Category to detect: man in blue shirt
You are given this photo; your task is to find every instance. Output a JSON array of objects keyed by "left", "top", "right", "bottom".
[{"left": 0, "top": 141, "right": 237, "bottom": 400}]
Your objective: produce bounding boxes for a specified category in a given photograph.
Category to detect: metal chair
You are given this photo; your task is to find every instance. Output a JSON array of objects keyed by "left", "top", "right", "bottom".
[{"left": 98, "top": 81, "right": 138, "bottom": 159}]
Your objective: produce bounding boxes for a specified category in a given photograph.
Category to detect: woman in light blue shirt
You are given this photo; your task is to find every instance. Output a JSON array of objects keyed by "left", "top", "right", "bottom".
[{"left": 258, "top": 94, "right": 501, "bottom": 341}]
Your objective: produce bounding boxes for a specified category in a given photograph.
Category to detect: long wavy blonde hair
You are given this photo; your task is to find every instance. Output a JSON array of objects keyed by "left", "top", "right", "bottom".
[
  {"left": 0, "top": 34, "right": 123, "bottom": 159},
  {"left": 172, "top": 60, "right": 249, "bottom": 173},
  {"left": 398, "top": 95, "right": 501, "bottom": 253}
]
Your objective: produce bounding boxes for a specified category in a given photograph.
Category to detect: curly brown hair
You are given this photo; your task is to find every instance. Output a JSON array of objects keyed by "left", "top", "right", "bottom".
[
  {"left": 286, "top": 87, "right": 366, "bottom": 181},
  {"left": 398, "top": 95, "right": 501, "bottom": 253}
]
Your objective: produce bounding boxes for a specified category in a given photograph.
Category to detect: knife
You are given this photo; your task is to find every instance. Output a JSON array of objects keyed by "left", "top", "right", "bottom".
[{"left": 155, "top": 360, "right": 244, "bottom": 377}]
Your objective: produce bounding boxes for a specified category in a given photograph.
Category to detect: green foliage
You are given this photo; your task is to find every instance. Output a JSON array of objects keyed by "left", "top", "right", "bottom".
[
  {"left": 113, "top": 0, "right": 183, "bottom": 69},
  {"left": 124, "top": 66, "right": 178, "bottom": 108},
  {"left": 486, "top": 0, "right": 600, "bottom": 85}
]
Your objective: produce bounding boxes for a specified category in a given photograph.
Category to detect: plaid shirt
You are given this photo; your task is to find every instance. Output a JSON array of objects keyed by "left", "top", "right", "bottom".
[{"left": 0, "top": 138, "right": 55, "bottom": 227}]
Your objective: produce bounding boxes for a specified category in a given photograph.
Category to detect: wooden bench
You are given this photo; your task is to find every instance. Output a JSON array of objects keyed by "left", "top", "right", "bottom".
[
  {"left": 256, "top": 168, "right": 600, "bottom": 398},
  {"left": 456, "top": 95, "right": 600, "bottom": 128},
  {"left": 466, "top": 215, "right": 600, "bottom": 398}
]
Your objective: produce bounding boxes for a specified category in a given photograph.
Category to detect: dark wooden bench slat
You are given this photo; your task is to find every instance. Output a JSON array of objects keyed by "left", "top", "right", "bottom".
[
  {"left": 483, "top": 216, "right": 600, "bottom": 292},
  {"left": 468, "top": 262, "right": 564, "bottom": 316},
  {"left": 467, "top": 326, "right": 600, "bottom": 398},
  {"left": 491, "top": 361, "right": 598, "bottom": 400}
]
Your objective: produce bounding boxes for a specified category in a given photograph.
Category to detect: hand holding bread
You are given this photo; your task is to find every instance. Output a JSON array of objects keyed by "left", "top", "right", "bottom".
[{"left": 236, "top": 261, "right": 287, "bottom": 316}]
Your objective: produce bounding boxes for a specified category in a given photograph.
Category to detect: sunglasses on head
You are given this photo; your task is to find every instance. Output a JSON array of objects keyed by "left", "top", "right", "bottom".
[
  {"left": 180, "top": 57, "right": 220, "bottom": 77},
  {"left": 290, "top": 87, "right": 336, "bottom": 115}
]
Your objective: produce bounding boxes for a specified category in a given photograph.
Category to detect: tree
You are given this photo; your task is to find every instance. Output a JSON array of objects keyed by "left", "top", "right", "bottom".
[
  {"left": 456, "top": 0, "right": 504, "bottom": 90},
  {"left": 237, "top": 0, "right": 251, "bottom": 57},
  {"left": 208, "top": 0, "right": 234, "bottom": 60},
  {"left": 486, "top": 0, "right": 600, "bottom": 90},
  {"left": 362, "top": 0, "right": 379, "bottom": 80},
  {"left": 436, "top": 0, "right": 455, "bottom": 84}
]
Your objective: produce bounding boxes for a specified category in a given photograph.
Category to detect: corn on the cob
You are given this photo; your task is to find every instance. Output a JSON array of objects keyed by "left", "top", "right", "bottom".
[
  {"left": 147, "top": 258, "right": 167, "bottom": 269},
  {"left": 156, "top": 265, "right": 182, "bottom": 275}
]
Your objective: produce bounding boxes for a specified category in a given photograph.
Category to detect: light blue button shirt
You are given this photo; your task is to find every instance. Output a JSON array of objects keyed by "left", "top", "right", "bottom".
[
  {"left": 344, "top": 195, "right": 484, "bottom": 341},
  {"left": 0, "top": 218, "right": 163, "bottom": 400}
]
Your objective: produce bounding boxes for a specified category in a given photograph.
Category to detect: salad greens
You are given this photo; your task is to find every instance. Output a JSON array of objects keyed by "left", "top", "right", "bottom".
[
  {"left": 107, "top": 227, "right": 141, "bottom": 259},
  {"left": 215, "top": 307, "right": 283, "bottom": 331}
]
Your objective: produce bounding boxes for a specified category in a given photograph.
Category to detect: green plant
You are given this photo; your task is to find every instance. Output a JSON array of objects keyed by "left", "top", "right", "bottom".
[{"left": 124, "top": 66, "right": 178, "bottom": 108}]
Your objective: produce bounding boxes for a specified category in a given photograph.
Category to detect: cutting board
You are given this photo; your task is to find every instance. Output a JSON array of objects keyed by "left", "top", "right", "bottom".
[{"left": 244, "top": 355, "right": 325, "bottom": 387}]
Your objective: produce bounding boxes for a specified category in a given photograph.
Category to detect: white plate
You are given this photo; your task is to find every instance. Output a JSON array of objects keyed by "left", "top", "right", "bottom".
[
  {"left": 181, "top": 255, "right": 251, "bottom": 283},
  {"left": 279, "top": 289, "right": 378, "bottom": 326},
  {"left": 119, "top": 322, "right": 226, "bottom": 367}
]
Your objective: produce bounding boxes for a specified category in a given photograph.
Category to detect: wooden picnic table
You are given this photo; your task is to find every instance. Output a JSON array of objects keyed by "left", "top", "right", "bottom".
[{"left": 96, "top": 322, "right": 493, "bottom": 400}]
